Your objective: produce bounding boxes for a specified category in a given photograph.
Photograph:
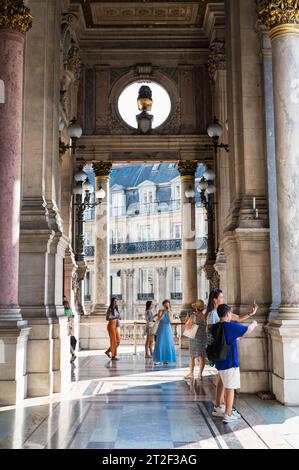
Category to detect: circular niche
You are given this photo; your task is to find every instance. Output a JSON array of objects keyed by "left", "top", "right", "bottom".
[{"left": 117, "top": 81, "right": 171, "bottom": 129}]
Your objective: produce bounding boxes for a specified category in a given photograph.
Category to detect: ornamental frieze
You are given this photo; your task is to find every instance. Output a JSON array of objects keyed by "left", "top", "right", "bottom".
[
  {"left": 258, "top": 0, "right": 299, "bottom": 28},
  {"left": 0, "top": 0, "right": 32, "bottom": 33},
  {"left": 208, "top": 40, "right": 226, "bottom": 81}
]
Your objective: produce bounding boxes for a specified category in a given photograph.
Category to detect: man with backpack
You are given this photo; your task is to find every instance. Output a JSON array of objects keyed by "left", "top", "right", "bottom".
[{"left": 207, "top": 303, "right": 258, "bottom": 423}]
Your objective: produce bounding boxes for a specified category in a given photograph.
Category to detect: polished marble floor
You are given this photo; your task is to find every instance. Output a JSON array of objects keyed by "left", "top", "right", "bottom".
[{"left": 1, "top": 346, "right": 299, "bottom": 449}]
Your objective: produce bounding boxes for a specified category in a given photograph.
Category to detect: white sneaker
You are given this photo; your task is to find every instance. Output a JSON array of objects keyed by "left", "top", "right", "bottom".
[
  {"left": 212, "top": 405, "right": 225, "bottom": 417},
  {"left": 223, "top": 413, "right": 241, "bottom": 424},
  {"left": 231, "top": 409, "right": 241, "bottom": 419}
]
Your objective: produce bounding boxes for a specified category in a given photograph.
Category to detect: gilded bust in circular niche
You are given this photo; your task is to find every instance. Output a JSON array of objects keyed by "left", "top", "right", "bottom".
[{"left": 117, "top": 81, "right": 171, "bottom": 129}]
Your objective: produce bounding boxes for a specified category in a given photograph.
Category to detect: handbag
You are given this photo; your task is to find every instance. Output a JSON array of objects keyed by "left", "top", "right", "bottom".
[
  {"left": 183, "top": 323, "right": 199, "bottom": 339},
  {"left": 151, "top": 320, "right": 160, "bottom": 335},
  {"left": 183, "top": 314, "right": 199, "bottom": 339}
]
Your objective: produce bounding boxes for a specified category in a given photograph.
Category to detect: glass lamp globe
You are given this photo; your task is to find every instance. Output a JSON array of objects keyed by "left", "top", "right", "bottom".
[
  {"left": 207, "top": 118, "right": 223, "bottom": 138},
  {"left": 185, "top": 187, "right": 195, "bottom": 199},
  {"left": 73, "top": 182, "right": 83, "bottom": 195},
  {"left": 198, "top": 180, "right": 208, "bottom": 192},
  {"left": 74, "top": 169, "right": 87, "bottom": 182},
  {"left": 59, "top": 117, "right": 65, "bottom": 132},
  {"left": 84, "top": 179, "right": 93, "bottom": 193},
  {"left": 68, "top": 118, "right": 82, "bottom": 139},
  {"left": 96, "top": 187, "right": 106, "bottom": 200},
  {"left": 206, "top": 184, "right": 216, "bottom": 195},
  {"left": 203, "top": 168, "right": 216, "bottom": 182}
]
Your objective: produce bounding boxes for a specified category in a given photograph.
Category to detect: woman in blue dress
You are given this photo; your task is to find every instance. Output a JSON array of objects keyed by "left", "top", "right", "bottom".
[{"left": 153, "top": 299, "right": 176, "bottom": 364}]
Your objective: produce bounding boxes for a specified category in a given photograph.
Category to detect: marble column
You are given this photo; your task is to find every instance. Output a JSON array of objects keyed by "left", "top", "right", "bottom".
[
  {"left": 79, "top": 162, "right": 112, "bottom": 349},
  {"left": 258, "top": 25, "right": 281, "bottom": 320},
  {"left": 222, "top": 0, "right": 271, "bottom": 394},
  {"left": 259, "top": 1, "right": 299, "bottom": 405},
  {"left": 178, "top": 161, "right": 198, "bottom": 317},
  {"left": 0, "top": 1, "right": 32, "bottom": 405},
  {"left": 20, "top": 0, "right": 70, "bottom": 397}
]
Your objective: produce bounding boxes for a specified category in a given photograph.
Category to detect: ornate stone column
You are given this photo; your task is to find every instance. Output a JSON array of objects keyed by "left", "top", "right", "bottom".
[
  {"left": 0, "top": 0, "right": 32, "bottom": 405},
  {"left": 20, "top": 0, "right": 70, "bottom": 398},
  {"left": 223, "top": 0, "right": 271, "bottom": 394},
  {"left": 178, "top": 161, "right": 198, "bottom": 317},
  {"left": 79, "top": 161, "right": 112, "bottom": 349},
  {"left": 259, "top": 0, "right": 299, "bottom": 405}
]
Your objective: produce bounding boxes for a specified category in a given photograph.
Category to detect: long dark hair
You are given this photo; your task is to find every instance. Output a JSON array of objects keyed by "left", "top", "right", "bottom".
[
  {"left": 145, "top": 300, "right": 153, "bottom": 311},
  {"left": 206, "top": 289, "right": 223, "bottom": 315},
  {"left": 109, "top": 297, "right": 119, "bottom": 312}
]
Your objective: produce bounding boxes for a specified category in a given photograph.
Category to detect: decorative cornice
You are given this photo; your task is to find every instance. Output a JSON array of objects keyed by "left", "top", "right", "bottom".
[
  {"left": 208, "top": 39, "right": 226, "bottom": 80},
  {"left": 258, "top": 1, "right": 299, "bottom": 28},
  {"left": 0, "top": 0, "right": 32, "bottom": 33},
  {"left": 93, "top": 161, "right": 113, "bottom": 178}
]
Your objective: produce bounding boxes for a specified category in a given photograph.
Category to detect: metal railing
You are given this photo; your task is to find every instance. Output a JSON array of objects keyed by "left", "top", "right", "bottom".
[
  {"left": 137, "top": 293, "right": 155, "bottom": 300},
  {"left": 84, "top": 245, "right": 95, "bottom": 257},
  {"left": 170, "top": 292, "right": 183, "bottom": 300},
  {"left": 84, "top": 238, "right": 207, "bottom": 258},
  {"left": 111, "top": 239, "right": 181, "bottom": 255}
]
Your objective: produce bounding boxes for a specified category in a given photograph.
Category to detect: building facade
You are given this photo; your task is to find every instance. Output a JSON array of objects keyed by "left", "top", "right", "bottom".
[{"left": 83, "top": 163, "right": 209, "bottom": 319}]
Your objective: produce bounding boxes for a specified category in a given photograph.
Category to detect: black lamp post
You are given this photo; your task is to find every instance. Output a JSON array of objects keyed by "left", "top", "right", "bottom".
[
  {"left": 197, "top": 168, "right": 219, "bottom": 289},
  {"left": 207, "top": 116, "right": 229, "bottom": 153},
  {"left": 73, "top": 173, "right": 106, "bottom": 260},
  {"left": 59, "top": 117, "right": 84, "bottom": 156}
]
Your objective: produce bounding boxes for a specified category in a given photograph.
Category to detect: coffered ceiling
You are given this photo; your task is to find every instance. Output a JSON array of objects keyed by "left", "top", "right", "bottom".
[{"left": 70, "top": 1, "right": 211, "bottom": 29}]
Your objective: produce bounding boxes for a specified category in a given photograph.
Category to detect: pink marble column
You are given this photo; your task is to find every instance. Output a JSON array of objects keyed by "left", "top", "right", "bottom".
[{"left": 0, "top": 30, "right": 25, "bottom": 320}]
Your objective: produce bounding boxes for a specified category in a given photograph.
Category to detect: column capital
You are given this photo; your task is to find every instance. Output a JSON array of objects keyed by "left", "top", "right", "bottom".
[
  {"left": 208, "top": 39, "right": 226, "bottom": 81},
  {"left": 0, "top": 0, "right": 32, "bottom": 33},
  {"left": 258, "top": 1, "right": 299, "bottom": 31},
  {"left": 178, "top": 160, "right": 198, "bottom": 178},
  {"left": 93, "top": 161, "right": 113, "bottom": 180}
]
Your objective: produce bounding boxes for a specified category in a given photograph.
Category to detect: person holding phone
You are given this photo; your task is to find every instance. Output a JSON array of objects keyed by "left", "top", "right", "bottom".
[{"left": 153, "top": 299, "right": 176, "bottom": 365}]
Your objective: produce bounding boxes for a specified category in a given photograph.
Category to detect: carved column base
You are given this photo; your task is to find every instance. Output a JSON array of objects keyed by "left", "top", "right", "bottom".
[{"left": 0, "top": 321, "right": 31, "bottom": 406}]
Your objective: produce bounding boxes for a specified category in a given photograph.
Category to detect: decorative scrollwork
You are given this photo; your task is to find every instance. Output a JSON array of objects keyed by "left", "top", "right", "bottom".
[
  {"left": 208, "top": 40, "right": 226, "bottom": 81},
  {"left": 178, "top": 160, "right": 198, "bottom": 177},
  {"left": 258, "top": 0, "right": 299, "bottom": 28},
  {"left": 0, "top": 0, "right": 32, "bottom": 33}
]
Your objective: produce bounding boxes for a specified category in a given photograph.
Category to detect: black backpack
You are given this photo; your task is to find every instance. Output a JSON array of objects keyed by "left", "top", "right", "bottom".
[{"left": 206, "top": 323, "right": 231, "bottom": 362}]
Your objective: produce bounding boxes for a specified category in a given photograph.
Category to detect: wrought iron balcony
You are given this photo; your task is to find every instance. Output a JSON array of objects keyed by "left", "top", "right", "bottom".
[
  {"left": 85, "top": 238, "right": 207, "bottom": 258},
  {"left": 111, "top": 239, "right": 182, "bottom": 255},
  {"left": 111, "top": 294, "right": 122, "bottom": 300},
  {"left": 171, "top": 292, "right": 183, "bottom": 300},
  {"left": 84, "top": 245, "right": 95, "bottom": 257},
  {"left": 137, "top": 293, "right": 155, "bottom": 300}
]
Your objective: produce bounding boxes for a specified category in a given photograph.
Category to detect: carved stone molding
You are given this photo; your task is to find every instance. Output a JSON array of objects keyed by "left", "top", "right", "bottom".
[
  {"left": 208, "top": 39, "right": 226, "bottom": 81},
  {"left": 0, "top": 0, "right": 32, "bottom": 33},
  {"left": 93, "top": 161, "right": 113, "bottom": 178},
  {"left": 258, "top": 0, "right": 299, "bottom": 28},
  {"left": 178, "top": 160, "right": 198, "bottom": 177},
  {"left": 156, "top": 267, "right": 168, "bottom": 278},
  {"left": 60, "top": 14, "right": 81, "bottom": 122}
]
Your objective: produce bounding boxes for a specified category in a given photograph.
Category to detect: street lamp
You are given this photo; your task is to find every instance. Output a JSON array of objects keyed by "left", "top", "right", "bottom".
[
  {"left": 59, "top": 117, "right": 84, "bottom": 156},
  {"left": 207, "top": 116, "right": 229, "bottom": 153},
  {"left": 185, "top": 184, "right": 196, "bottom": 203},
  {"left": 197, "top": 169, "right": 218, "bottom": 288}
]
